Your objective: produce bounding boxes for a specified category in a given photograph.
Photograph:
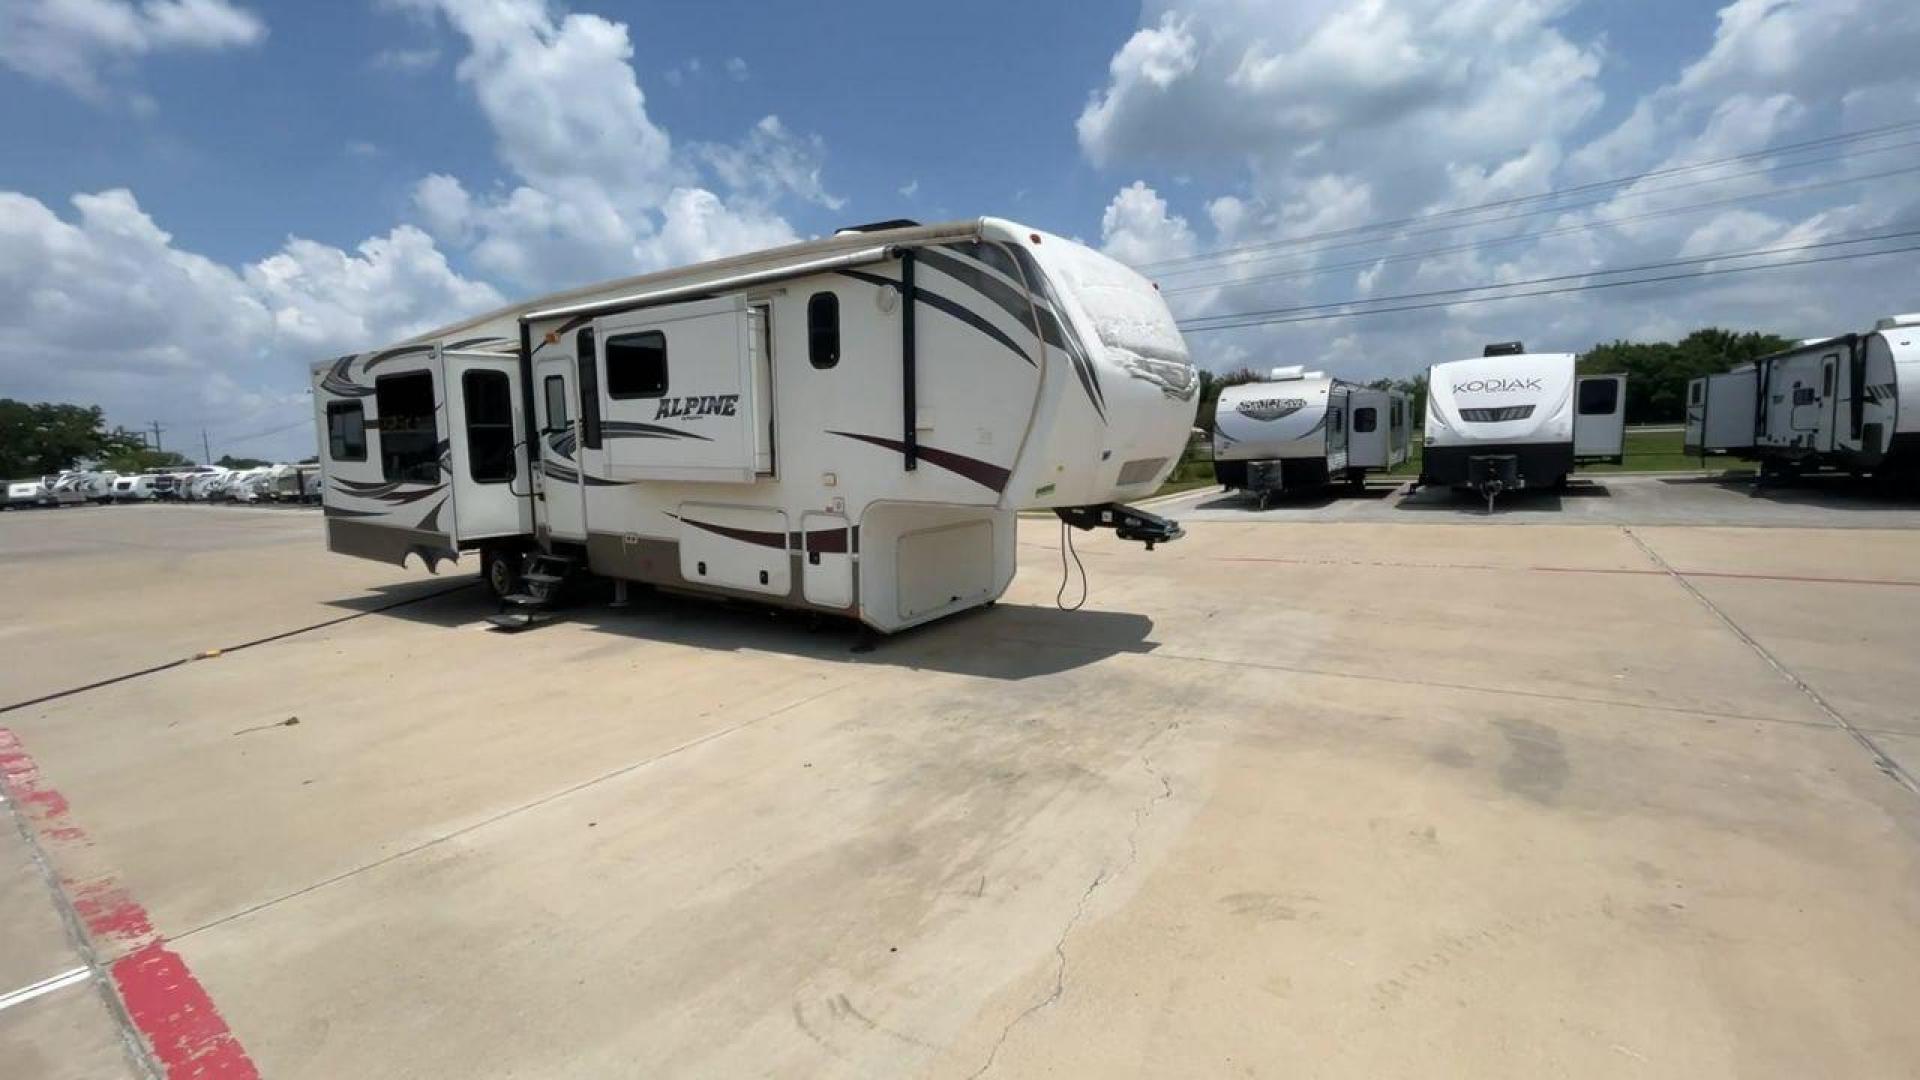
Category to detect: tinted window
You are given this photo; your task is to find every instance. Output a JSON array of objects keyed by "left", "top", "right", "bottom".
[
  {"left": 1353, "top": 406, "right": 1377, "bottom": 433},
  {"left": 327, "top": 401, "right": 366, "bottom": 461},
  {"left": 544, "top": 374, "right": 569, "bottom": 430},
  {"left": 1821, "top": 358, "right": 1835, "bottom": 396},
  {"left": 462, "top": 370, "right": 515, "bottom": 484},
  {"left": 1577, "top": 378, "right": 1619, "bottom": 416},
  {"left": 1690, "top": 381, "right": 1703, "bottom": 405},
  {"left": 576, "top": 329, "right": 601, "bottom": 448},
  {"left": 606, "top": 331, "right": 668, "bottom": 398},
  {"left": 374, "top": 371, "right": 439, "bottom": 482},
  {"left": 808, "top": 292, "right": 840, "bottom": 369}
]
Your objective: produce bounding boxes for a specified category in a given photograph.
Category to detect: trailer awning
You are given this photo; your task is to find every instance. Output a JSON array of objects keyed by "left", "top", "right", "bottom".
[{"left": 523, "top": 244, "right": 901, "bottom": 324}]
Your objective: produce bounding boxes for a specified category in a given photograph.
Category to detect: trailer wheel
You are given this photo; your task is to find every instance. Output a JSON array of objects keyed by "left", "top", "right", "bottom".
[{"left": 482, "top": 546, "right": 523, "bottom": 599}]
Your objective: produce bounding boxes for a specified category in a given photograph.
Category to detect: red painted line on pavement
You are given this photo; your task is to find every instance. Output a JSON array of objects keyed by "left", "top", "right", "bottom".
[
  {"left": 0, "top": 728, "right": 260, "bottom": 1079},
  {"left": 1205, "top": 554, "right": 1920, "bottom": 589},
  {"left": 1532, "top": 565, "right": 1920, "bottom": 588},
  {"left": 113, "top": 942, "right": 259, "bottom": 1078}
]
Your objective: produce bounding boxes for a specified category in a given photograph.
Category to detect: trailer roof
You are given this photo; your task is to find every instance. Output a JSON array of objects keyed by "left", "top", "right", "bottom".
[{"left": 392, "top": 218, "right": 995, "bottom": 347}]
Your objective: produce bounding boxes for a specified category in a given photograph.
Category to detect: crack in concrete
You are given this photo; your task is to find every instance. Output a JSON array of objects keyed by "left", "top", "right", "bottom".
[
  {"left": 1622, "top": 526, "right": 1920, "bottom": 797},
  {"left": 967, "top": 753, "right": 1176, "bottom": 1079}
]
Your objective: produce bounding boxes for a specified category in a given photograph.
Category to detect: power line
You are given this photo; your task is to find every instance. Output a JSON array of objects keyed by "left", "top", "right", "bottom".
[
  {"left": 1140, "top": 117, "right": 1920, "bottom": 273},
  {"left": 1178, "top": 226, "right": 1920, "bottom": 327},
  {"left": 1156, "top": 153, "right": 1920, "bottom": 281},
  {"left": 221, "top": 417, "right": 313, "bottom": 445},
  {"left": 1177, "top": 242, "right": 1920, "bottom": 334},
  {"left": 1161, "top": 160, "right": 1920, "bottom": 297}
]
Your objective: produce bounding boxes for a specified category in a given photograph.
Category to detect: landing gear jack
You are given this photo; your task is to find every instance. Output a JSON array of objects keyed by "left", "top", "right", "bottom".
[{"left": 1055, "top": 503, "right": 1186, "bottom": 550}]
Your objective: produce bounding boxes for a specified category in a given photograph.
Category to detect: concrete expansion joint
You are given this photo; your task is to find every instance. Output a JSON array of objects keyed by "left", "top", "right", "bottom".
[
  {"left": 1619, "top": 526, "right": 1920, "bottom": 798},
  {"left": 966, "top": 752, "right": 1176, "bottom": 1079}
]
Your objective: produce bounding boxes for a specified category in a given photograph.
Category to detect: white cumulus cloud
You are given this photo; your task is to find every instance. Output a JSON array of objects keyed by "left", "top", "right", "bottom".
[
  {"left": 0, "top": 188, "right": 499, "bottom": 459},
  {"left": 0, "top": 0, "right": 267, "bottom": 102},
  {"left": 1083, "top": 0, "right": 1920, "bottom": 384}
]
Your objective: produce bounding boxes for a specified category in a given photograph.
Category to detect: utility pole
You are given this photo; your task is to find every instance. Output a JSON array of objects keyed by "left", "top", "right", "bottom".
[
  {"left": 148, "top": 421, "right": 164, "bottom": 453},
  {"left": 202, "top": 428, "right": 213, "bottom": 466}
]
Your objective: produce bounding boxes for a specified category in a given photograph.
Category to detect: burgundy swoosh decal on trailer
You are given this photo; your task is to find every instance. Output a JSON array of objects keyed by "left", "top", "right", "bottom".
[
  {"left": 668, "top": 514, "right": 859, "bottom": 553},
  {"left": 671, "top": 514, "right": 789, "bottom": 550},
  {"left": 829, "top": 431, "right": 1011, "bottom": 493}
]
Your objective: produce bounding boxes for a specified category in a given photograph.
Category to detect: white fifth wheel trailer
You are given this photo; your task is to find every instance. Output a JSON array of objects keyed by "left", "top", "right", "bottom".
[
  {"left": 312, "top": 217, "right": 1198, "bottom": 633},
  {"left": 1684, "top": 315, "right": 1920, "bottom": 480},
  {"left": 1212, "top": 367, "right": 1409, "bottom": 506},
  {"left": 1420, "top": 342, "right": 1626, "bottom": 507}
]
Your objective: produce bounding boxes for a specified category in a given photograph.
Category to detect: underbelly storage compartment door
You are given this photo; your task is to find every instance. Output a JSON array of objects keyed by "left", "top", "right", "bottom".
[
  {"left": 676, "top": 503, "right": 791, "bottom": 597},
  {"left": 800, "top": 512, "right": 853, "bottom": 609},
  {"left": 896, "top": 520, "right": 994, "bottom": 621}
]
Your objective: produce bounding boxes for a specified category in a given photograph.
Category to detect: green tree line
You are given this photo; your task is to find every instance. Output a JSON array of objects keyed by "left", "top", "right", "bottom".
[{"left": 1, "top": 399, "right": 201, "bottom": 477}]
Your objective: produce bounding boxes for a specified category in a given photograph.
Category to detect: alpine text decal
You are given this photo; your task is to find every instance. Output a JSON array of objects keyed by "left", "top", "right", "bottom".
[
  {"left": 1453, "top": 378, "right": 1544, "bottom": 394},
  {"left": 654, "top": 394, "right": 740, "bottom": 420},
  {"left": 1235, "top": 398, "right": 1309, "bottom": 422}
]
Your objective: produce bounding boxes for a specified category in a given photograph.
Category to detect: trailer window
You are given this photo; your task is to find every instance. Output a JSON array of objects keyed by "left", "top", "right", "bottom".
[
  {"left": 576, "top": 329, "right": 601, "bottom": 448},
  {"left": 1390, "top": 401, "right": 1404, "bottom": 430},
  {"left": 605, "top": 331, "right": 668, "bottom": 398},
  {"left": 1821, "top": 360, "right": 1835, "bottom": 396},
  {"left": 1577, "top": 379, "right": 1619, "bottom": 416},
  {"left": 543, "top": 374, "right": 568, "bottom": 431},
  {"left": 375, "top": 371, "right": 440, "bottom": 483},
  {"left": 1690, "top": 382, "right": 1703, "bottom": 405},
  {"left": 461, "top": 370, "right": 515, "bottom": 484},
  {"left": 1353, "top": 407, "right": 1377, "bottom": 433},
  {"left": 326, "top": 402, "right": 366, "bottom": 461},
  {"left": 808, "top": 291, "right": 840, "bottom": 369}
]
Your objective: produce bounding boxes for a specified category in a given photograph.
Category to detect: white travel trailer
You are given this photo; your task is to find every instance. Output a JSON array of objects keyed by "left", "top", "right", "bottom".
[
  {"left": 265, "top": 462, "right": 322, "bottom": 503},
  {"left": 71, "top": 471, "right": 118, "bottom": 503},
  {"left": 1212, "top": 367, "right": 1410, "bottom": 506},
  {"left": 111, "top": 474, "right": 156, "bottom": 501},
  {"left": 1420, "top": 342, "right": 1627, "bottom": 506},
  {"left": 6, "top": 479, "right": 48, "bottom": 508},
  {"left": 1685, "top": 315, "right": 1920, "bottom": 479},
  {"left": 182, "top": 469, "right": 231, "bottom": 501},
  {"left": 311, "top": 217, "right": 1197, "bottom": 632}
]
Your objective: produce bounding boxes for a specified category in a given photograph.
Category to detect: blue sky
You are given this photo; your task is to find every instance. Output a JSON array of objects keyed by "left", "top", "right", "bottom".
[
  {"left": 0, "top": 1, "right": 1134, "bottom": 272},
  {"left": 2, "top": 0, "right": 1917, "bottom": 462}
]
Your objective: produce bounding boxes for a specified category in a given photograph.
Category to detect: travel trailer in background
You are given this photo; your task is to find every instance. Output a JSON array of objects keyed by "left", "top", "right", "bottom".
[
  {"left": 312, "top": 217, "right": 1197, "bottom": 632},
  {"left": 1419, "top": 342, "right": 1627, "bottom": 508},
  {"left": 266, "top": 462, "right": 322, "bottom": 503},
  {"left": 1685, "top": 314, "right": 1920, "bottom": 480},
  {"left": 1212, "top": 367, "right": 1409, "bottom": 507},
  {"left": 6, "top": 479, "right": 48, "bottom": 508},
  {"left": 111, "top": 474, "right": 156, "bottom": 501}
]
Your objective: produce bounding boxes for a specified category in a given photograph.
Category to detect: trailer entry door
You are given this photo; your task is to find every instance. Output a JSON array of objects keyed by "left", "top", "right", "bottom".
[{"left": 1574, "top": 375, "right": 1626, "bottom": 459}]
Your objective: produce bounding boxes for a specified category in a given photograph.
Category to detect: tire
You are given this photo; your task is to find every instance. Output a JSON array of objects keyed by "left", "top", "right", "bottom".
[{"left": 482, "top": 546, "right": 523, "bottom": 599}]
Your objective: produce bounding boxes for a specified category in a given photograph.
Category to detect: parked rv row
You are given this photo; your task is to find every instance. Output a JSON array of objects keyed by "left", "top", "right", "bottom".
[
  {"left": 1685, "top": 314, "right": 1920, "bottom": 481},
  {"left": 1214, "top": 342, "right": 1628, "bottom": 508},
  {"left": 3, "top": 464, "right": 322, "bottom": 509},
  {"left": 1213, "top": 367, "right": 1414, "bottom": 509}
]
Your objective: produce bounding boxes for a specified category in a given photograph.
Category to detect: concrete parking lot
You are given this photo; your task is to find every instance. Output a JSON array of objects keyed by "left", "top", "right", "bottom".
[{"left": 4, "top": 498, "right": 1920, "bottom": 1078}]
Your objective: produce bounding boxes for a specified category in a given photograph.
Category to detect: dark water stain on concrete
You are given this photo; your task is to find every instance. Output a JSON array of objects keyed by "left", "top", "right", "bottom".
[{"left": 1494, "top": 718, "right": 1569, "bottom": 805}]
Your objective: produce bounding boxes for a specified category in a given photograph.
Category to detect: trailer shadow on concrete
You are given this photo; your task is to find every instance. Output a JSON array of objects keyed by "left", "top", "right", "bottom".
[
  {"left": 1189, "top": 483, "right": 1398, "bottom": 513},
  {"left": 322, "top": 578, "right": 1158, "bottom": 680},
  {"left": 1674, "top": 471, "right": 1920, "bottom": 511},
  {"left": 1390, "top": 478, "right": 1615, "bottom": 515}
]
